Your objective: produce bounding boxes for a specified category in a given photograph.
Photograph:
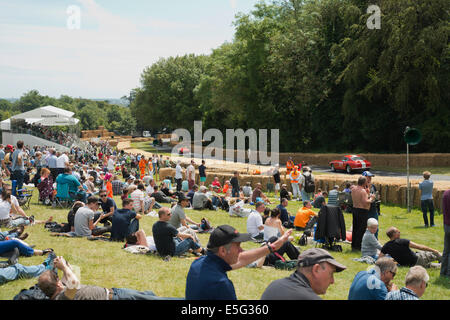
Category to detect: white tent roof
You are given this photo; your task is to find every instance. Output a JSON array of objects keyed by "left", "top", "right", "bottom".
[
  {"left": 8, "top": 105, "right": 78, "bottom": 127},
  {"left": 1, "top": 119, "right": 10, "bottom": 131}
]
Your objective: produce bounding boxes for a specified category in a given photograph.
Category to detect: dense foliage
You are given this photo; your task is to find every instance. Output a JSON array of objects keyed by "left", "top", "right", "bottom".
[
  {"left": 131, "top": 0, "right": 449, "bottom": 153},
  {"left": 0, "top": 90, "right": 136, "bottom": 136}
]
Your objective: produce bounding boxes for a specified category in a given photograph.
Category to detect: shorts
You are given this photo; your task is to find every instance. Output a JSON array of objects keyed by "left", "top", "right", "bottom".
[
  {"left": 275, "top": 183, "right": 280, "bottom": 190},
  {"left": 200, "top": 177, "right": 206, "bottom": 182}
]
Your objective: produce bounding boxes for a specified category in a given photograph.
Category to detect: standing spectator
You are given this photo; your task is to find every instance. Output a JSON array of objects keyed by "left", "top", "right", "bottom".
[
  {"left": 175, "top": 161, "right": 183, "bottom": 192},
  {"left": 419, "top": 171, "right": 435, "bottom": 227},
  {"left": 348, "top": 257, "right": 398, "bottom": 300},
  {"left": 230, "top": 171, "right": 240, "bottom": 198},
  {"left": 289, "top": 166, "right": 301, "bottom": 201},
  {"left": 272, "top": 164, "right": 281, "bottom": 196},
  {"left": 0, "top": 144, "right": 9, "bottom": 177},
  {"left": 442, "top": 189, "right": 450, "bottom": 278},
  {"left": 47, "top": 149, "right": 58, "bottom": 181},
  {"left": 363, "top": 171, "right": 380, "bottom": 237},
  {"left": 11, "top": 141, "right": 26, "bottom": 196},
  {"left": 351, "top": 176, "right": 375, "bottom": 251},
  {"left": 56, "top": 151, "right": 69, "bottom": 177},
  {"left": 386, "top": 266, "right": 429, "bottom": 300},
  {"left": 198, "top": 160, "right": 206, "bottom": 186},
  {"left": 186, "top": 160, "right": 196, "bottom": 190},
  {"left": 299, "top": 166, "right": 315, "bottom": 202},
  {"left": 261, "top": 248, "right": 346, "bottom": 300}
]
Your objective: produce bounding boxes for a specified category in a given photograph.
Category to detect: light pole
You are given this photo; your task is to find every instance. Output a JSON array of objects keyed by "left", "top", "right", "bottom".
[{"left": 404, "top": 126, "right": 422, "bottom": 213}]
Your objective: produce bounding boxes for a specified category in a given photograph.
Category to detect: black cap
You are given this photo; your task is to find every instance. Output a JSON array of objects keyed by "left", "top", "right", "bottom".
[
  {"left": 177, "top": 193, "right": 189, "bottom": 202},
  {"left": 207, "top": 225, "right": 252, "bottom": 249},
  {"left": 297, "top": 248, "right": 347, "bottom": 272}
]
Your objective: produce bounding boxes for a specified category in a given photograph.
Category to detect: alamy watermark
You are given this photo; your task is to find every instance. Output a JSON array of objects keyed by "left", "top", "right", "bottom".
[
  {"left": 67, "top": 5, "right": 81, "bottom": 30},
  {"left": 171, "top": 121, "right": 279, "bottom": 165},
  {"left": 367, "top": 5, "right": 381, "bottom": 30}
]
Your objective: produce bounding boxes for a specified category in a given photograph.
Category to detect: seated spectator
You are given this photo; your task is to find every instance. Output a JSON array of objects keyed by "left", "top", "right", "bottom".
[
  {"left": 222, "top": 180, "right": 231, "bottom": 197},
  {"left": 242, "top": 182, "right": 252, "bottom": 198},
  {"left": 208, "top": 185, "right": 229, "bottom": 211},
  {"left": 348, "top": 257, "right": 398, "bottom": 300},
  {"left": 312, "top": 191, "right": 327, "bottom": 209},
  {"left": 261, "top": 248, "right": 346, "bottom": 300},
  {"left": 246, "top": 202, "right": 265, "bottom": 240},
  {"left": 0, "top": 254, "right": 56, "bottom": 285},
  {"left": 327, "top": 185, "right": 339, "bottom": 206},
  {"left": 111, "top": 175, "right": 124, "bottom": 196},
  {"left": 110, "top": 198, "right": 143, "bottom": 242},
  {"left": 343, "top": 183, "right": 352, "bottom": 193},
  {"left": 263, "top": 208, "right": 284, "bottom": 241},
  {"left": 130, "top": 183, "right": 154, "bottom": 215},
  {"left": 380, "top": 227, "right": 442, "bottom": 268},
  {"left": 152, "top": 207, "right": 205, "bottom": 258},
  {"left": 362, "top": 218, "right": 383, "bottom": 260},
  {"left": 0, "top": 187, "right": 32, "bottom": 228},
  {"left": 49, "top": 201, "right": 84, "bottom": 234},
  {"left": 24, "top": 167, "right": 32, "bottom": 185},
  {"left": 187, "top": 185, "right": 198, "bottom": 206},
  {"left": 251, "top": 183, "right": 272, "bottom": 204},
  {"left": 123, "top": 176, "right": 135, "bottom": 191},
  {"left": 313, "top": 189, "right": 323, "bottom": 200},
  {"left": 293, "top": 201, "right": 318, "bottom": 231},
  {"left": 151, "top": 185, "right": 176, "bottom": 204},
  {"left": 85, "top": 176, "right": 97, "bottom": 196},
  {"left": 56, "top": 197, "right": 110, "bottom": 237},
  {"left": 0, "top": 226, "right": 28, "bottom": 241},
  {"left": 169, "top": 194, "right": 200, "bottom": 230},
  {"left": 38, "top": 256, "right": 171, "bottom": 300},
  {"left": 0, "top": 239, "right": 53, "bottom": 259},
  {"left": 211, "top": 177, "right": 222, "bottom": 192},
  {"left": 121, "top": 188, "right": 130, "bottom": 201},
  {"left": 279, "top": 184, "right": 291, "bottom": 201},
  {"left": 385, "top": 266, "right": 429, "bottom": 300},
  {"left": 56, "top": 167, "right": 87, "bottom": 203},
  {"left": 37, "top": 168, "right": 54, "bottom": 204},
  {"left": 193, "top": 186, "right": 216, "bottom": 210},
  {"left": 160, "top": 181, "right": 174, "bottom": 197},
  {"left": 276, "top": 198, "right": 294, "bottom": 228},
  {"left": 94, "top": 190, "right": 116, "bottom": 226}
]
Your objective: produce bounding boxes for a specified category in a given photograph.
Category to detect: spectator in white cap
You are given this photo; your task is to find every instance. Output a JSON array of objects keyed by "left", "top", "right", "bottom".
[
  {"left": 361, "top": 218, "right": 383, "bottom": 260},
  {"left": 386, "top": 266, "right": 429, "bottom": 300}
]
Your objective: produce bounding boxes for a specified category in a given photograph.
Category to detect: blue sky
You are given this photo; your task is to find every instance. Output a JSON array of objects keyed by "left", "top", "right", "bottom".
[{"left": 0, "top": 0, "right": 260, "bottom": 99}]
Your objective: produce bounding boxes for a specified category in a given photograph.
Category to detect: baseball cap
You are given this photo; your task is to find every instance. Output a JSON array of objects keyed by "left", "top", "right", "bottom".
[
  {"left": 177, "top": 193, "right": 189, "bottom": 202},
  {"left": 362, "top": 171, "right": 374, "bottom": 177},
  {"left": 297, "top": 248, "right": 347, "bottom": 272},
  {"left": 6, "top": 144, "right": 13, "bottom": 150},
  {"left": 207, "top": 225, "right": 252, "bottom": 249}
]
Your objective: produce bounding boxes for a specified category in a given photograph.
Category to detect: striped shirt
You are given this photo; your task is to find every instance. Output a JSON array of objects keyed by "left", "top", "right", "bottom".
[{"left": 385, "top": 287, "right": 419, "bottom": 300}]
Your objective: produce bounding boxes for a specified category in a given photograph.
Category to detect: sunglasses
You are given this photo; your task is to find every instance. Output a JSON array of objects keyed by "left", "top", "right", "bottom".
[
  {"left": 390, "top": 271, "right": 396, "bottom": 277},
  {"left": 100, "top": 195, "right": 107, "bottom": 197}
]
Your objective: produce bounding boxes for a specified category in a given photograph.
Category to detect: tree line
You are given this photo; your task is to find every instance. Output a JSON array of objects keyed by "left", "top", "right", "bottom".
[
  {"left": 0, "top": 90, "right": 136, "bottom": 136},
  {"left": 130, "top": 0, "right": 449, "bottom": 153}
]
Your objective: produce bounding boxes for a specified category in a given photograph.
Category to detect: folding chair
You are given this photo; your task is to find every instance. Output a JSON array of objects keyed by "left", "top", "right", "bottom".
[
  {"left": 53, "top": 183, "right": 74, "bottom": 209},
  {"left": 11, "top": 180, "right": 33, "bottom": 210}
]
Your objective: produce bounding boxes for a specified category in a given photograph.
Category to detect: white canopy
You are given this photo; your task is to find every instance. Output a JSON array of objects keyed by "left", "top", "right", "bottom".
[
  {"left": 9, "top": 105, "right": 78, "bottom": 127},
  {"left": 1, "top": 119, "right": 10, "bottom": 131}
]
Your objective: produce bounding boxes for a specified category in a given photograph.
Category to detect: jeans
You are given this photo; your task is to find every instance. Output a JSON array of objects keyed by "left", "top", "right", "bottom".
[
  {"left": 175, "top": 178, "right": 182, "bottom": 192},
  {"left": 0, "top": 263, "right": 45, "bottom": 285},
  {"left": 6, "top": 218, "right": 30, "bottom": 228},
  {"left": 301, "top": 190, "right": 311, "bottom": 202},
  {"left": 232, "top": 188, "right": 239, "bottom": 198},
  {"left": 12, "top": 170, "right": 25, "bottom": 196},
  {"left": 291, "top": 183, "right": 299, "bottom": 199},
  {"left": 70, "top": 191, "right": 87, "bottom": 203},
  {"left": 421, "top": 199, "right": 435, "bottom": 226},
  {"left": 441, "top": 224, "right": 450, "bottom": 277},
  {"left": 174, "top": 238, "right": 200, "bottom": 256},
  {"left": 111, "top": 288, "right": 181, "bottom": 300},
  {"left": 0, "top": 231, "right": 19, "bottom": 241},
  {"left": 0, "top": 240, "right": 34, "bottom": 257}
]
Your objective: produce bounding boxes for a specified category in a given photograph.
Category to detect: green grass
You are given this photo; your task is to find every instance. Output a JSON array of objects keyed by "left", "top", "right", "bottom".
[
  {"left": 0, "top": 189, "right": 448, "bottom": 300},
  {"left": 130, "top": 141, "right": 172, "bottom": 157}
]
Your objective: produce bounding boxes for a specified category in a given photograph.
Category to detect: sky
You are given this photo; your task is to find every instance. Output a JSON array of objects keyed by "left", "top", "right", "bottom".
[{"left": 0, "top": 0, "right": 260, "bottom": 99}]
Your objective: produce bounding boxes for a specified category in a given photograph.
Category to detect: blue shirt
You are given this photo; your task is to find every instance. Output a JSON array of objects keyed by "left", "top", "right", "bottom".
[
  {"left": 385, "top": 287, "right": 419, "bottom": 300},
  {"left": 56, "top": 173, "right": 81, "bottom": 194},
  {"left": 0, "top": 149, "right": 4, "bottom": 161},
  {"left": 419, "top": 180, "right": 433, "bottom": 200},
  {"left": 47, "top": 155, "right": 58, "bottom": 169},
  {"left": 348, "top": 268, "right": 388, "bottom": 300},
  {"left": 276, "top": 204, "right": 289, "bottom": 224},
  {"left": 185, "top": 251, "right": 236, "bottom": 300}
]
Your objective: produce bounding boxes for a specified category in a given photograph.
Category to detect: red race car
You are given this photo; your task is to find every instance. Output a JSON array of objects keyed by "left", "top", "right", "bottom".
[{"left": 329, "top": 155, "right": 371, "bottom": 174}]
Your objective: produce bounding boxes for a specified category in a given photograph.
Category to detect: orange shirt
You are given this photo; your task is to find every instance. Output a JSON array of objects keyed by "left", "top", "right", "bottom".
[
  {"left": 294, "top": 207, "right": 317, "bottom": 228},
  {"left": 222, "top": 184, "right": 230, "bottom": 194},
  {"left": 286, "top": 160, "right": 294, "bottom": 173},
  {"left": 106, "top": 181, "right": 113, "bottom": 199}
]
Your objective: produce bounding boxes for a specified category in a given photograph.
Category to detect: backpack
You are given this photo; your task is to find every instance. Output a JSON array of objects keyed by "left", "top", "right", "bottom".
[
  {"left": 303, "top": 174, "right": 315, "bottom": 193},
  {"left": 298, "top": 233, "right": 308, "bottom": 246},
  {"left": 274, "top": 259, "right": 298, "bottom": 270},
  {"left": 13, "top": 284, "right": 49, "bottom": 300},
  {"left": 200, "top": 218, "right": 212, "bottom": 231}
]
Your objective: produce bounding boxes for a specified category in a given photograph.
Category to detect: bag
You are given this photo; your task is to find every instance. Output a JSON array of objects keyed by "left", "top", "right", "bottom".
[
  {"left": 13, "top": 285, "right": 49, "bottom": 300},
  {"left": 200, "top": 218, "right": 212, "bottom": 231},
  {"left": 303, "top": 174, "right": 315, "bottom": 193},
  {"left": 4, "top": 153, "right": 11, "bottom": 165},
  {"left": 298, "top": 233, "right": 308, "bottom": 246},
  {"left": 274, "top": 259, "right": 298, "bottom": 270}
]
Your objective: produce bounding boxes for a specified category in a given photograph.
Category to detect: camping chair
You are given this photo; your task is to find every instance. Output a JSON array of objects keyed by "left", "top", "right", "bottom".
[
  {"left": 11, "top": 180, "right": 33, "bottom": 210},
  {"left": 53, "top": 183, "right": 74, "bottom": 209}
]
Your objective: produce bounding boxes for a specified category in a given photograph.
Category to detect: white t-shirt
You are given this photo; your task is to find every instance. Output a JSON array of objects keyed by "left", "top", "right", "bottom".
[
  {"left": 146, "top": 185, "right": 155, "bottom": 195},
  {"left": 186, "top": 165, "right": 195, "bottom": 180},
  {"left": 246, "top": 210, "right": 264, "bottom": 237},
  {"left": 107, "top": 159, "right": 115, "bottom": 171},
  {"left": 56, "top": 154, "right": 69, "bottom": 168},
  {"left": 175, "top": 165, "right": 182, "bottom": 179},
  {"left": 0, "top": 199, "right": 12, "bottom": 220}
]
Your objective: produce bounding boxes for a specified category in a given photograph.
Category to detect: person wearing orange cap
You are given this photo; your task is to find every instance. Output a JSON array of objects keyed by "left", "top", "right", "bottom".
[{"left": 289, "top": 165, "right": 301, "bottom": 201}]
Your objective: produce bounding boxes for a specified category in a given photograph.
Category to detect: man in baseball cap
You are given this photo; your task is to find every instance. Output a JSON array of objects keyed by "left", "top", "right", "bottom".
[
  {"left": 362, "top": 171, "right": 375, "bottom": 177},
  {"left": 261, "top": 248, "right": 346, "bottom": 300},
  {"left": 186, "top": 225, "right": 293, "bottom": 300}
]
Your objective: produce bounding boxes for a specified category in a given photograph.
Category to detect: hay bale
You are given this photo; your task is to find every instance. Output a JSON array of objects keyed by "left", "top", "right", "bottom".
[{"left": 159, "top": 168, "right": 175, "bottom": 179}]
